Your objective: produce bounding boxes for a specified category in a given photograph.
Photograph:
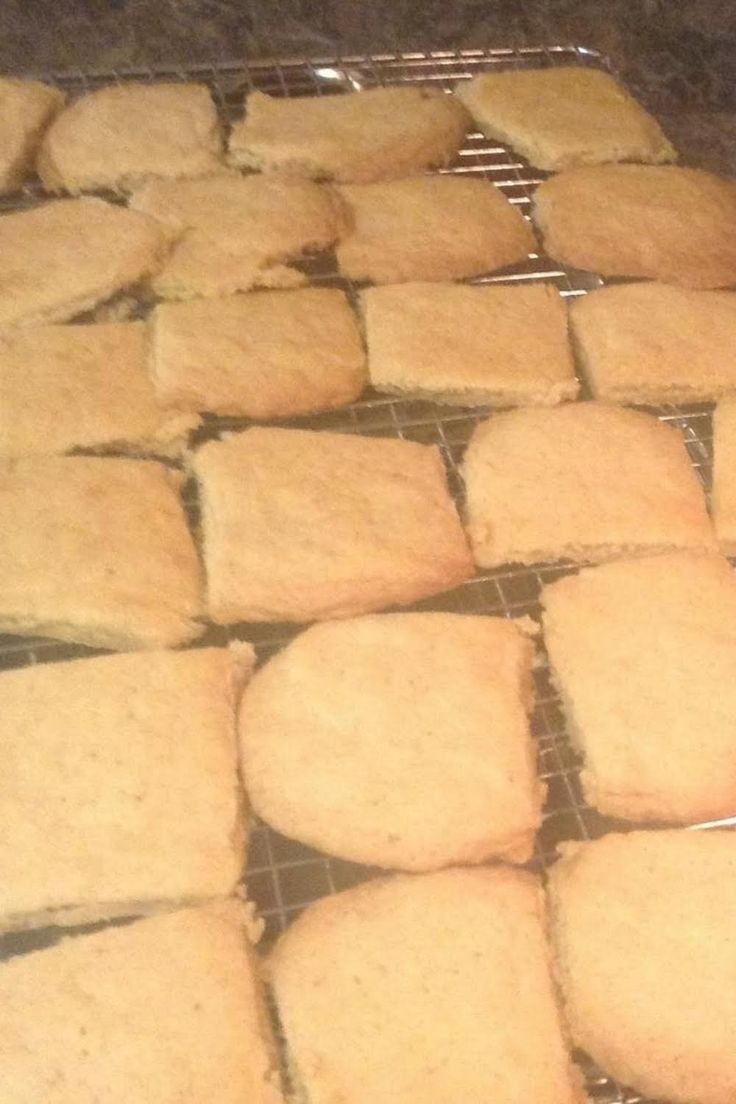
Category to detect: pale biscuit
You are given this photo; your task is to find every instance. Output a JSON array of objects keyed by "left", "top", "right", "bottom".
[
  {"left": 456, "top": 66, "right": 676, "bottom": 171},
  {"left": 534, "top": 164, "right": 736, "bottom": 288},
  {"left": 548, "top": 830, "right": 736, "bottom": 1104},
  {"left": 363, "top": 281, "right": 578, "bottom": 406},
  {"left": 268, "top": 867, "right": 584, "bottom": 1104},
  {"left": 462, "top": 402, "right": 715, "bottom": 566},
  {"left": 0, "top": 76, "right": 64, "bottom": 193},
  {"left": 336, "top": 175, "right": 535, "bottom": 283},
  {"left": 239, "top": 612, "right": 542, "bottom": 869},
  {"left": 130, "top": 173, "right": 342, "bottom": 299},
  {"left": 571, "top": 283, "right": 736, "bottom": 403},
  {"left": 712, "top": 398, "right": 736, "bottom": 553},
  {"left": 228, "top": 86, "right": 469, "bottom": 182},
  {"left": 192, "top": 426, "right": 473, "bottom": 624},
  {"left": 151, "top": 288, "right": 365, "bottom": 417},
  {"left": 0, "top": 455, "right": 203, "bottom": 649},
  {"left": 0, "top": 901, "right": 286, "bottom": 1104},
  {"left": 0, "top": 646, "right": 254, "bottom": 932},
  {"left": 38, "top": 82, "right": 223, "bottom": 193},
  {"left": 0, "top": 321, "right": 199, "bottom": 458},
  {"left": 542, "top": 551, "right": 736, "bottom": 821},
  {"left": 0, "top": 197, "right": 168, "bottom": 327}
]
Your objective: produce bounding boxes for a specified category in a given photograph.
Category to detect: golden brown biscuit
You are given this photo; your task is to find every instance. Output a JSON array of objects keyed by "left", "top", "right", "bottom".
[
  {"left": 543, "top": 551, "right": 736, "bottom": 821},
  {"left": 363, "top": 281, "right": 578, "bottom": 405},
  {"left": 151, "top": 288, "right": 365, "bottom": 417},
  {"left": 534, "top": 164, "right": 736, "bottom": 288},
  {"left": 38, "top": 82, "right": 223, "bottom": 193},
  {"left": 462, "top": 402, "right": 715, "bottom": 566},
  {"left": 0, "top": 321, "right": 199, "bottom": 458},
  {"left": 0, "top": 76, "right": 64, "bottom": 193},
  {"left": 456, "top": 66, "right": 676, "bottom": 170},
  {"left": 268, "top": 867, "right": 584, "bottom": 1104},
  {"left": 548, "top": 830, "right": 736, "bottom": 1104},
  {"left": 337, "top": 175, "right": 535, "bottom": 283},
  {"left": 239, "top": 612, "right": 542, "bottom": 869},
  {"left": 228, "top": 86, "right": 469, "bottom": 182},
  {"left": 192, "top": 427, "right": 473, "bottom": 623},
  {"left": 0, "top": 646, "right": 253, "bottom": 932},
  {"left": 0, "top": 901, "right": 286, "bottom": 1104},
  {"left": 0, "top": 197, "right": 168, "bottom": 327},
  {"left": 130, "top": 173, "right": 342, "bottom": 298},
  {"left": 0, "top": 455, "right": 203, "bottom": 649},
  {"left": 571, "top": 283, "right": 736, "bottom": 403}
]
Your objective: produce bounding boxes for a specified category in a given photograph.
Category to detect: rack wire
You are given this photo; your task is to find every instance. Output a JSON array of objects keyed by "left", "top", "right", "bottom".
[{"left": 0, "top": 45, "right": 732, "bottom": 1104}]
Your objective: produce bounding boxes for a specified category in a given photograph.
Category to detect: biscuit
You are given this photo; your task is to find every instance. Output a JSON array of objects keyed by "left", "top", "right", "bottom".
[
  {"left": 0, "top": 321, "right": 199, "bottom": 458},
  {"left": 542, "top": 551, "right": 736, "bottom": 821},
  {"left": 151, "top": 288, "right": 365, "bottom": 417},
  {"left": 571, "top": 283, "right": 736, "bottom": 403},
  {"left": 0, "top": 76, "right": 64, "bottom": 193},
  {"left": 0, "top": 901, "right": 286, "bottom": 1104},
  {"left": 363, "top": 281, "right": 578, "bottom": 406},
  {"left": 456, "top": 66, "right": 676, "bottom": 171},
  {"left": 534, "top": 164, "right": 736, "bottom": 288},
  {"left": 268, "top": 867, "right": 584, "bottom": 1104},
  {"left": 228, "top": 86, "right": 469, "bottom": 182},
  {"left": 239, "top": 612, "right": 542, "bottom": 869},
  {"left": 130, "top": 173, "right": 342, "bottom": 298},
  {"left": 0, "top": 455, "right": 203, "bottom": 650},
  {"left": 0, "top": 197, "right": 168, "bottom": 327},
  {"left": 38, "top": 82, "right": 223, "bottom": 193},
  {"left": 0, "top": 646, "right": 253, "bottom": 932},
  {"left": 712, "top": 398, "right": 736, "bottom": 552},
  {"left": 462, "top": 402, "right": 715, "bottom": 566},
  {"left": 547, "top": 830, "right": 736, "bottom": 1104},
  {"left": 336, "top": 175, "right": 535, "bottom": 283},
  {"left": 192, "top": 426, "right": 473, "bottom": 624}
]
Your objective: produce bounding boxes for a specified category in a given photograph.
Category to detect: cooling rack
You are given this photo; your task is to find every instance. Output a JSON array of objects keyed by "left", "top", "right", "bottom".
[{"left": 0, "top": 44, "right": 732, "bottom": 1104}]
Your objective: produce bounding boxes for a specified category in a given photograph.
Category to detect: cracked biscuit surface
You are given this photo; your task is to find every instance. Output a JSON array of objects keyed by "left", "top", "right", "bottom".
[{"left": 130, "top": 173, "right": 343, "bottom": 299}]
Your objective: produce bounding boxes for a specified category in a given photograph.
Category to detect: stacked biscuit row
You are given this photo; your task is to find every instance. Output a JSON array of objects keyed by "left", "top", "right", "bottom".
[{"left": 1, "top": 64, "right": 736, "bottom": 1104}]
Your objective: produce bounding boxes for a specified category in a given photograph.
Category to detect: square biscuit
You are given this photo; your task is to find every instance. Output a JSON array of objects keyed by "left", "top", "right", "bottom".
[
  {"left": 548, "top": 830, "right": 736, "bottom": 1104},
  {"left": 0, "top": 77, "right": 64, "bottom": 193},
  {"left": 239, "top": 612, "right": 543, "bottom": 870},
  {"left": 534, "top": 164, "right": 736, "bottom": 289},
  {"left": 462, "top": 402, "right": 715, "bottom": 566},
  {"left": 268, "top": 867, "right": 584, "bottom": 1104},
  {"left": 336, "top": 175, "right": 535, "bottom": 284},
  {"left": 228, "top": 86, "right": 469, "bottom": 182},
  {"left": 456, "top": 66, "right": 675, "bottom": 171},
  {"left": 542, "top": 551, "right": 736, "bottom": 822},
  {"left": 0, "top": 321, "right": 199, "bottom": 459},
  {"left": 151, "top": 288, "right": 365, "bottom": 418},
  {"left": 363, "top": 281, "right": 578, "bottom": 406},
  {"left": 38, "top": 82, "right": 223, "bottom": 193},
  {"left": 0, "top": 646, "right": 254, "bottom": 932},
  {"left": 0, "top": 197, "right": 168, "bottom": 328},
  {"left": 0, "top": 902, "right": 286, "bottom": 1104},
  {"left": 0, "top": 455, "right": 203, "bottom": 650},
  {"left": 192, "top": 426, "right": 473, "bottom": 624},
  {"left": 712, "top": 398, "right": 736, "bottom": 553},
  {"left": 571, "top": 283, "right": 736, "bottom": 403},
  {"left": 130, "top": 173, "right": 343, "bottom": 299}
]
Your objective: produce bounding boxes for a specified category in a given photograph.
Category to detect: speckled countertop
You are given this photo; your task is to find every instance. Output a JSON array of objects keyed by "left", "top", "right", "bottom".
[{"left": 1, "top": 0, "right": 735, "bottom": 173}]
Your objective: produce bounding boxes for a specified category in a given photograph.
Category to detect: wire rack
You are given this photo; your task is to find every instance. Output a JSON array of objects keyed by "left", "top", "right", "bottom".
[{"left": 0, "top": 44, "right": 733, "bottom": 1104}]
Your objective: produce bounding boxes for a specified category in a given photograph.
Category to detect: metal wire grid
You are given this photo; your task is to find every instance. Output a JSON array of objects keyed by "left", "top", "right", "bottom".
[{"left": 0, "top": 45, "right": 731, "bottom": 1103}]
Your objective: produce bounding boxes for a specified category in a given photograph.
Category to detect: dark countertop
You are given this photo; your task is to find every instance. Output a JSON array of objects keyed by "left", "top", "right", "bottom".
[{"left": 1, "top": 0, "right": 735, "bottom": 173}]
